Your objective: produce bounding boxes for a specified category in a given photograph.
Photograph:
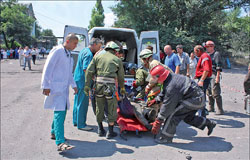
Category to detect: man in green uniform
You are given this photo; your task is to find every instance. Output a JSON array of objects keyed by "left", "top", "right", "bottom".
[
  {"left": 139, "top": 49, "right": 173, "bottom": 94},
  {"left": 84, "top": 41, "right": 126, "bottom": 139},
  {"left": 132, "top": 65, "right": 149, "bottom": 99}
]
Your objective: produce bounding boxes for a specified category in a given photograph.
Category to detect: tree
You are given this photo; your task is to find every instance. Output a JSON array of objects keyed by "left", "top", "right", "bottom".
[
  {"left": 0, "top": 0, "right": 35, "bottom": 48},
  {"left": 88, "top": 0, "right": 105, "bottom": 30},
  {"left": 111, "top": 0, "right": 249, "bottom": 53},
  {"left": 223, "top": 8, "right": 250, "bottom": 55},
  {"left": 40, "top": 29, "right": 57, "bottom": 47}
]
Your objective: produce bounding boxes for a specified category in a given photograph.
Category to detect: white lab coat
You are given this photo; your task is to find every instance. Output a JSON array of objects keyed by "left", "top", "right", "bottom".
[{"left": 41, "top": 44, "right": 76, "bottom": 111}]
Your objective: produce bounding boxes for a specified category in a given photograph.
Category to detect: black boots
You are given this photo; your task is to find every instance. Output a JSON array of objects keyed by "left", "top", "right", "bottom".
[
  {"left": 206, "top": 119, "right": 216, "bottom": 136},
  {"left": 98, "top": 122, "right": 106, "bottom": 137},
  {"left": 106, "top": 125, "right": 117, "bottom": 139}
]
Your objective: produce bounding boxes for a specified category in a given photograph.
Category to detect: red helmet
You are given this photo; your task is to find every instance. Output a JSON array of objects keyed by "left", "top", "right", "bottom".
[{"left": 150, "top": 65, "right": 170, "bottom": 83}]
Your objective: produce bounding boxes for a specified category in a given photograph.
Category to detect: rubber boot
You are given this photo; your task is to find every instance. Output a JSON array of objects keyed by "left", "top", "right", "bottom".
[
  {"left": 208, "top": 96, "right": 215, "bottom": 112},
  {"left": 98, "top": 122, "right": 106, "bottom": 137},
  {"left": 106, "top": 125, "right": 117, "bottom": 139},
  {"left": 206, "top": 119, "right": 216, "bottom": 136},
  {"left": 155, "top": 134, "right": 173, "bottom": 144},
  {"left": 215, "top": 96, "right": 224, "bottom": 115}
]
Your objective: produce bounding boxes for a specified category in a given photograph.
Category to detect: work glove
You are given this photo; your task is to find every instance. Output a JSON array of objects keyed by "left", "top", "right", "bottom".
[
  {"left": 145, "top": 85, "right": 151, "bottom": 95},
  {"left": 120, "top": 87, "right": 126, "bottom": 96},
  {"left": 84, "top": 86, "right": 91, "bottom": 96},
  {"left": 132, "top": 80, "right": 137, "bottom": 88},
  {"left": 147, "top": 99, "right": 156, "bottom": 107},
  {"left": 151, "top": 118, "right": 163, "bottom": 135}
]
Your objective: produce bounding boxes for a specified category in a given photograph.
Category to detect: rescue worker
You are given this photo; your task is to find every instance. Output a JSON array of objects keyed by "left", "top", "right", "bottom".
[
  {"left": 139, "top": 49, "right": 173, "bottom": 94},
  {"left": 84, "top": 41, "right": 126, "bottom": 139},
  {"left": 132, "top": 63, "right": 149, "bottom": 99},
  {"left": 41, "top": 33, "right": 78, "bottom": 151},
  {"left": 73, "top": 38, "right": 103, "bottom": 130},
  {"left": 205, "top": 40, "right": 224, "bottom": 115},
  {"left": 148, "top": 65, "right": 216, "bottom": 144}
]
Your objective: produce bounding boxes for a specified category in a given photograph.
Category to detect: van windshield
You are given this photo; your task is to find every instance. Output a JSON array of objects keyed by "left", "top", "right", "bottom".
[
  {"left": 141, "top": 38, "right": 157, "bottom": 54},
  {"left": 72, "top": 34, "right": 87, "bottom": 53}
]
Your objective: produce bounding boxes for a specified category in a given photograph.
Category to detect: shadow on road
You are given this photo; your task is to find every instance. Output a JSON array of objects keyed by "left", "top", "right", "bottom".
[
  {"left": 170, "top": 122, "right": 233, "bottom": 152},
  {"left": 223, "top": 111, "right": 250, "bottom": 119},
  {"left": 59, "top": 139, "right": 134, "bottom": 159},
  {"left": 168, "top": 136, "right": 233, "bottom": 152}
]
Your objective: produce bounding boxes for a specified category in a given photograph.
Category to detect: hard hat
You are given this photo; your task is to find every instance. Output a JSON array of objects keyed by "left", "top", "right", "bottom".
[
  {"left": 127, "top": 63, "right": 138, "bottom": 71},
  {"left": 104, "top": 41, "right": 120, "bottom": 52},
  {"left": 150, "top": 65, "right": 170, "bottom": 83},
  {"left": 139, "top": 49, "right": 153, "bottom": 59}
]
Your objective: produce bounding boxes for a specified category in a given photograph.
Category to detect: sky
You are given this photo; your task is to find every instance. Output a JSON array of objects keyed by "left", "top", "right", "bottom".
[{"left": 19, "top": 1, "right": 118, "bottom": 37}]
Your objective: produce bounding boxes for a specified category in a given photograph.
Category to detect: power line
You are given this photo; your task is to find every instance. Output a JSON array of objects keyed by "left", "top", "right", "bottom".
[{"left": 34, "top": 10, "right": 65, "bottom": 25}]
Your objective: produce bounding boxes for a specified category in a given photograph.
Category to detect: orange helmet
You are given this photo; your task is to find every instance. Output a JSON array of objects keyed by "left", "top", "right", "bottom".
[{"left": 150, "top": 65, "right": 170, "bottom": 83}]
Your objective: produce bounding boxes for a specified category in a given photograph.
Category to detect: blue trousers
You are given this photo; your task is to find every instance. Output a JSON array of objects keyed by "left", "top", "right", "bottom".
[
  {"left": 73, "top": 88, "right": 89, "bottom": 128},
  {"left": 51, "top": 110, "right": 66, "bottom": 145},
  {"left": 23, "top": 58, "right": 31, "bottom": 69}
]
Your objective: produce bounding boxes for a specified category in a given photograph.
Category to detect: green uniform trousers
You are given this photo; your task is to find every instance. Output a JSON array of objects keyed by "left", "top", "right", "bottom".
[{"left": 95, "top": 83, "right": 117, "bottom": 123}]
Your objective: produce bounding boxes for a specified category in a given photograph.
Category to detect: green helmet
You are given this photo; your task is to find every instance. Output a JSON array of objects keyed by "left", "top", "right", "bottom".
[
  {"left": 105, "top": 41, "right": 120, "bottom": 52},
  {"left": 139, "top": 49, "right": 153, "bottom": 59}
]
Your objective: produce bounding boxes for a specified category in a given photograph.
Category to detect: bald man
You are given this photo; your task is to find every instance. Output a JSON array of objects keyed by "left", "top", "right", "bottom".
[{"left": 164, "top": 45, "right": 181, "bottom": 74}]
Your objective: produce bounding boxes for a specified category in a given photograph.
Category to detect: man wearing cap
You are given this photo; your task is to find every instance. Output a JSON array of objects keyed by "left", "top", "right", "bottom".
[
  {"left": 164, "top": 45, "right": 181, "bottom": 74},
  {"left": 84, "top": 41, "right": 125, "bottom": 139},
  {"left": 73, "top": 38, "right": 103, "bottom": 130},
  {"left": 205, "top": 40, "right": 224, "bottom": 115},
  {"left": 139, "top": 49, "right": 173, "bottom": 94},
  {"left": 176, "top": 45, "right": 190, "bottom": 77},
  {"left": 148, "top": 65, "right": 216, "bottom": 144}
]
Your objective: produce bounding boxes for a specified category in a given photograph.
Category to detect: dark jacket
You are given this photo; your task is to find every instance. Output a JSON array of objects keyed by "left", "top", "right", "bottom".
[
  {"left": 156, "top": 73, "right": 204, "bottom": 120},
  {"left": 244, "top": 70, "right": 250, "bottom": 95}
]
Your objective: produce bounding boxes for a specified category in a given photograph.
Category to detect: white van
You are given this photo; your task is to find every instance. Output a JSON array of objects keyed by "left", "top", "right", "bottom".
[{"left": 63, "top": 25, "right": 160, "bottom": 87}]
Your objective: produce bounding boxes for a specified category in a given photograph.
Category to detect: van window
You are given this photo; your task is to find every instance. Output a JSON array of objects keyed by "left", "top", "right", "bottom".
[
  {"left": 141, "top": 38, "right": 157, "bottom": 54},
  {"left": 72, "top": 34, "right": 87, "bottom": 53}
]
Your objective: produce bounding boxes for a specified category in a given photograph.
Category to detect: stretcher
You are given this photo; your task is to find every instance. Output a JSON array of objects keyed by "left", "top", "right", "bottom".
[{"left": 117, "top": 96, "right": 150, "bottom": 140}]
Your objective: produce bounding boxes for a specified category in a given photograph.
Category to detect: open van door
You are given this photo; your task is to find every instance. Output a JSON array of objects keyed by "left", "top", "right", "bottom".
[
  {"left": 63, "top": 25, "right": 89, "bottom": 71},
  {"left": 138, "top": 31, "right": 160, "bottom": 66}
]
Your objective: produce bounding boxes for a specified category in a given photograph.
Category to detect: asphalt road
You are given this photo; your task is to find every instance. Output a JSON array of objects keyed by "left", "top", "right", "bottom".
[{"left": 1, "top": 58, "right": 249, "bottom": 160}]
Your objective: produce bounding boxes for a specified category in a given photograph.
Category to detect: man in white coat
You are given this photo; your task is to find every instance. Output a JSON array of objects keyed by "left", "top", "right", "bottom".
[{"left": 41, "top": 33, "right": 78, "bottom": 152}]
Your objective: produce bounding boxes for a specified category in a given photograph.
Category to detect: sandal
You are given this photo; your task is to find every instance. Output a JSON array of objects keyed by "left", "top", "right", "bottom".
[{"left": 57, "top": 143, "right": 74, "bottom": 152}]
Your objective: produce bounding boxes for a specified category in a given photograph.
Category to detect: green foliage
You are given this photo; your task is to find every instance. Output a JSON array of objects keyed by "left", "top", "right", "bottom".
[
  {"left": 88, "top": 0, "right": 105, "bottom": 30},
  {"left": 40, "top": 29, "right": 57, "bottom": 46},
  {"left": 112, "top": 0, "right": 249, "bottom": 54},
  {"left": 0, "top": 1, "right": 35, "bottom": 48}
]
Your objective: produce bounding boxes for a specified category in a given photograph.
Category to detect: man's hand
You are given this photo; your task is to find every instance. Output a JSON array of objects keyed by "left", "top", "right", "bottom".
[
  {"left": 84, "top": 86, "right": 91, "bottom": 96},
  {"left": 151, "top": 119, "right": 163, "bottom": 135},
  {"left": 43, "top": 89, "right": 50, "bottom": 96},
  {"left": 73, "top": 87, "right": 78, "bottom": 95},
  {"left": 186, "top": 73, "right": 190, "bottom": 77},
  {"left": 198, "top": 80, "right": 204, "bottom": 87},
  {"left": 132, "top": 81, "right": 137, "bottom": 88},
  {"left": 120, "top": 87, "right": 126, "bottom": 96},
  {"left": 147, "top": 99, "right": 156, "bottom": 107},
  {"left": 215, "top": 76, "right": 220, "bottom": 83}
]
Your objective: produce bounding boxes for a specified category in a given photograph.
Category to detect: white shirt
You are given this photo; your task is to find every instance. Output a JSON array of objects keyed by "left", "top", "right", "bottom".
[
  {"left": 41, "top": 44, "right": 76, "bottom": 111},
  {"left": 189, "top": 57, "right": 197, "bottom": 69}
]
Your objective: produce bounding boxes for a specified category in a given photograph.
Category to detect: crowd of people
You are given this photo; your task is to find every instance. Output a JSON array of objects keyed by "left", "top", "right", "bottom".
[
  {"left": 40, "top": 33, "right": 236, "bottom": 152},
  {"left": 1, "top": 46, "right": 48, "bottom": 70}
]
